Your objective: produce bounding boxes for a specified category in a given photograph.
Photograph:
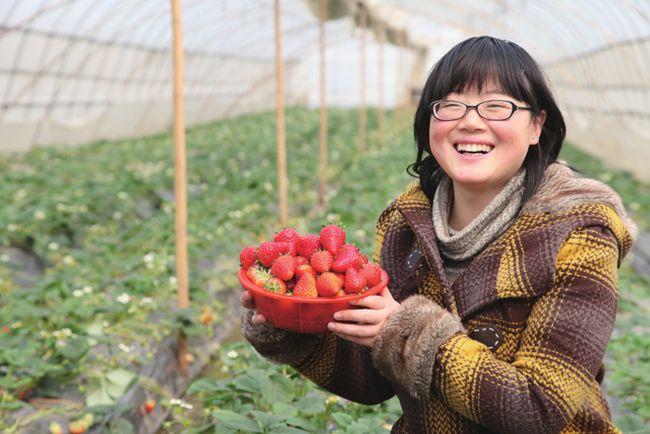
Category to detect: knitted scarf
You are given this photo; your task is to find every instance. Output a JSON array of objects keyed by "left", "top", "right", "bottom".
[{"left": 432, "top": 170, "right": 526, "bottom": 276}]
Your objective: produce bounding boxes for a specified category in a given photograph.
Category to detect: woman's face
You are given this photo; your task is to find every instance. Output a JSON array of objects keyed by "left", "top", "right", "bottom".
[{"left": 429, "top": 86, "right": 545, "bottom": 192}]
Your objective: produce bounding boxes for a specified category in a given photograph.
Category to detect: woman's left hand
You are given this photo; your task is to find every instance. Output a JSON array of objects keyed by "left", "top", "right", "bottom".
[{"left": 327, "top": 286, "right": 401, "bottom": 347}]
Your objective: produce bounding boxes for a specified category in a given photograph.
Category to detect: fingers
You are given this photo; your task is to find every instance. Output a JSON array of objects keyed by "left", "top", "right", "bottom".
[
  {"left": 328, "top": 322, "right": 378, "bottom": 338},
  {"left": 350, "top": 296, "right": 386, "bottom": 310},
  {"left": 240, "top": 291, "right": 256, "bottom": 309}
]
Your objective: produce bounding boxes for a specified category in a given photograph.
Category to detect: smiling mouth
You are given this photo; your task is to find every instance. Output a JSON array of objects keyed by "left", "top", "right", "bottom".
[{"left": 453, "top": 143, "right": 495, "bottom": 155}]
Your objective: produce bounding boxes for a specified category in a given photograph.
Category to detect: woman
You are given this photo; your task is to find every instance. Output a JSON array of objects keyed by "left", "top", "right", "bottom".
[{"left": 241, "top": 36, "right": 637, "bottom": 433}]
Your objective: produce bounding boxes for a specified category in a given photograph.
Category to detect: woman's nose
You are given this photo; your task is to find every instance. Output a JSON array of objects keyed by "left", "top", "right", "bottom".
[{"left": 457, "top": 107, "right": 486, "bottom": 130}]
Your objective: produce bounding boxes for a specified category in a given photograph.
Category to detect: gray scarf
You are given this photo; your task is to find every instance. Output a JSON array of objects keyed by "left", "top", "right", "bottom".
[{"left": 432, "top": 170, "right": 525, "bottom": 274}]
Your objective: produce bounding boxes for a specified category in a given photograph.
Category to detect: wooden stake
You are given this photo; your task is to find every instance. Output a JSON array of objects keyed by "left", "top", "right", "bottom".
[
  {"left": 274, "top": 0, "right": 288, "bottom": 226},
  {"left": 358, "top": 2, "right": 366, "bottom": 153},
  {"left": 318, "top": 0, "right": 328, "bottom": 207},
  {"left": 378, "top": 25, "right": 385, "bottom": 145},
  {"left": 170, "top": 0, "right": 189, "bottom": 375}
]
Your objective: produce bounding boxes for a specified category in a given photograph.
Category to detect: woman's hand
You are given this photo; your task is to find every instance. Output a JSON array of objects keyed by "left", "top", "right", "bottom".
[
  {"left": 241, "top": 290, "right": 268, "bottom": 325},
  {"left": 327, "top": 286, "right": 401, "bottom": 347}
]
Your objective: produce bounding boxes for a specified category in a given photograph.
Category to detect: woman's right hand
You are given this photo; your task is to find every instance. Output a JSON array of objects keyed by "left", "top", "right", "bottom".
[{"left": 241, "top": 290, "right": 268, "bottom": 325}]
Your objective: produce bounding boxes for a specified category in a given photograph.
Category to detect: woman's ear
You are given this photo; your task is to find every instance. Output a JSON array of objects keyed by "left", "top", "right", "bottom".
[{"left": 531, "top": 110, "right": 546, "bottom": 145}]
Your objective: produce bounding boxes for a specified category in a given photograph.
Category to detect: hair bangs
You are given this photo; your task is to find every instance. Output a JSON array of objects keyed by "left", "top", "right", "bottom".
[{"left": 431, "top": 38, "right": 537, "bottom": 112}]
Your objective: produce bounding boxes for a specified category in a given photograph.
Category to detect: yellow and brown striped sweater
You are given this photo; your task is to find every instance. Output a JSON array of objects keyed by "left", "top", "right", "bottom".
[{"left": 242, "top": 162, "right": 637, "bottom": 433}]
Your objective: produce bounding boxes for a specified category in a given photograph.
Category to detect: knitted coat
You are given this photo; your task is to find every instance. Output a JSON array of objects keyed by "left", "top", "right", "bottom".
[{"left": 242, "top": 162, "right": 637, "bottom": 433}]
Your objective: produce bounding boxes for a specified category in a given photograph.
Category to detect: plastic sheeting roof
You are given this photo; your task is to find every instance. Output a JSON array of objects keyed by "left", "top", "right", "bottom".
[{"left": 1, "top": 0, "right": 648, "bottom": 179}]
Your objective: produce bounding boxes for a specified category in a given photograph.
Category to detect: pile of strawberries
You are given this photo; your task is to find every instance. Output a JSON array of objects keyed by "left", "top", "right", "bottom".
[{"left": 240, "top": 224, "right": 383, "bottom": 298}]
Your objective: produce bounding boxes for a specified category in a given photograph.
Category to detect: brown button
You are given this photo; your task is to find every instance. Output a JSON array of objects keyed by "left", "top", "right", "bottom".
[
  {"left": 402, "top": 248, "right": 427, "bottom": 289},
  {"left": 469, "top": 325, "right": 503, "bottom": 351}
]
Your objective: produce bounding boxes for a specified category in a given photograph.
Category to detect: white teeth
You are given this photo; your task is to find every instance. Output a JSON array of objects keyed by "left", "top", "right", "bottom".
[{"left": 454, "top": 143, "right": 493, "bottom": 153}]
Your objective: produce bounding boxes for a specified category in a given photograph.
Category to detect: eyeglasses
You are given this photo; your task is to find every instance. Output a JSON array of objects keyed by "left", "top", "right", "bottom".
[{"left": 429, "top": 99, "right": 533, "bottom": 121}]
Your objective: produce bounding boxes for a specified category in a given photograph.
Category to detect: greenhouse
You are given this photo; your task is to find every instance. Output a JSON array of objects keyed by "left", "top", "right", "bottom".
[{"left": 0, "top": 1, "right": 648, "bottom": 433}]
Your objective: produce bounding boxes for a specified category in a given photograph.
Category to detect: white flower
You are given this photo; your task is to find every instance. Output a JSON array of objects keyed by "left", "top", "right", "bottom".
[
  {"left": 140, "top": 297, "right": 154, "bottom": 306},
  {"left": 118, "top": 343, "right": 131, "bottom": 353},
  {"left": 7, "top": 224, "right": 18, "bottom": 232},
  {"left": 263, "top": 182, "right": 273, "bottom": 193},
  {"left": 169, "top": 398, "right": 193, "bottom": 410},
  {"left": 63, "top": 255, "right": 75, "bottom": 266},
  {"left": 13, "top": 189, "right": 26, "bottom": 200},
  {"left": 113, "top": 211, "right": 123, "bottom": 220},
  {"left": 117, "top": 292, "right": 131, "bottom": 304},
  {"left": 117, "top": 191, "right": 129, "bottom": 200},
  {"left": 82, "top": 286, "right": 93, "bottom": 294},
  {"left": 0, "top": 254, "right": 9, "bottom": 263},
  {"left": 53, "top": 328, "right": 73, "bottom": 339},
  {"left": 48, "top": 242, "right": 59, "bottom": 251},
  {"left": 35, "top": 210, "right": 46, "bottom": 220},
  {"left": 143, "top": 253, "right": 155, "bottom": 264},
  {"left": 73, "top": 289, "right": 84, "bottom": 298},
  {"left": 354, "top": 229, "right": 366, "bottom": 239},
  {"left": 226, "top": 350, "right": 238, "bottom": 359},
  {"left": 169, "top": 276, "right": 178, "bottom": 286}
]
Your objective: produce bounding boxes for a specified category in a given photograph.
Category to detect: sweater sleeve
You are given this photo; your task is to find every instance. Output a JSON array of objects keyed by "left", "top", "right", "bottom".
[
  {"left": 240, "top": 203, "right": 399, "bottom": 405},
  {"left": 430, "top": 226, "right": 620, "bottom": 433}
]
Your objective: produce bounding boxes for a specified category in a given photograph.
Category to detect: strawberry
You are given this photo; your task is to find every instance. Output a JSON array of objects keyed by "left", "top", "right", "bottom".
[
  {"left": 257, "top": 241, "right": 280, "bottom": 267},
  {"left": 310, "top": 250, "right": 333, "bottom": 273},
  {"left": 361, "top": 263, "right": 382, "bottom": 286},
  {"left": 293, "top": 256, "right": 308, "bottom": 267},
  {"left": 336, "top": 289, "right": 346, "bottom": 297},
  {"left": 239, "top": 245, "right": 257, "bottom": 268},
  {"left": 332, "top": 244, "right": 362, "bottom": 272},
  {"left": 293, "top": 273, "right": 317, "bottom": 297},
  {"left": 317, "top": 272, "right": 342, "bottom": 297},
  {"left": 358, "top": 253, "right": 369, "bottom": 265},
  {"left": 246, "top": 266, "right": 270, "bottom": 287},
  {"left": 296, "top": 234, "right": 321, "bottom": 258},
  {"left": 274, "top": 228, "right": 299, "bottom": 255},
  {"left": 334, "top": 272, "right": 345, "bottom": 286},
  {"left": 264, "top": 276, "right": 288, "bottom": 294},
  {"left": 271, "top": 255, "right": 295, "bottom": 281},
  {"left": 344, "top": 267, "right": 367, "bottom": 294},
  {"left": 320, "top": 224, "right": 346, "bottom": 255},
  {"left": 144, "top": 398, "right": 156, "bottom": 413},
  {"left": 274, "top": 242, "right": 292, "bottom": 256},
  {"left": 68, "top": 420, "right": 87, "bottom": 434},
  {"left": 295, "top": 263, "right": 316, "bottom": 278}
]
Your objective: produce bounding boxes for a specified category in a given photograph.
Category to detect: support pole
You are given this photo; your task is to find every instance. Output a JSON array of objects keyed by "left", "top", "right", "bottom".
[
  {"left": 274, "top": 0, "right": 288, "bottom": 226},
  {"left": 358, "top": 2, "right": 366, "bottom": 153},
  {"left": 170, "top": 0, "right": 189, "bottom": 375},
  {"left": 318, "top": 0, "right": 328, "bottom": 206},
  {"left": 378, "top": 24, "right": 385, "bottom": 145}
]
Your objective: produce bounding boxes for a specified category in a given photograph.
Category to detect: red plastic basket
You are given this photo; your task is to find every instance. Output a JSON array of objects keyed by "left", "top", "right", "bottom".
[{"left": 238, "top": 268, "right": 389, "bottom": 334}]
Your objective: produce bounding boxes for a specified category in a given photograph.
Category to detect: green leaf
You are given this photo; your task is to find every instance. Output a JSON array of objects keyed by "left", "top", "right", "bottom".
[
  {"left": 331, "top": 412, "right": 353, "bottom": 427},
  {"left": 248, "top": 410, "right": 284, "bottom": 428},
  {"left": 107, "top": 418, "right": 135, "bottom": 434},
  {"left": 271, "top": 402, "right": 297, "bottom": 418},
  {"left": 86, "top": 383, "right": 114, "bottom": 407},
  {"left": 268, "top": 425, "right": 311, "bottom": 434},
  {"left": 106, "top": 368, "right": 136, "bottom": 387},
  {"left": 57, "top": 337, "right": 89, "bottom": 360},
  {"left": 295, "top": 394, "right": 325, "bottom": 415},
  {"left": 213, "top": 409, "right": 262, "bottom": 432}
]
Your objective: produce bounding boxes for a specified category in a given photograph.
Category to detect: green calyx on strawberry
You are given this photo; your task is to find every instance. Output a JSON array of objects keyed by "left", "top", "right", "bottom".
[
  {"left": 246, "top": 266, "right": 271, "bottom": 287},
  {"left": 264, "top": 277, "right": 287, "bottom": 294},
  {"left": 239, "top": 245, "right": 258, "bottom": 268},
  {"left": 296, "top": 234, "right": 321, "bottom": 259},
  {"left": 271, "top": 255, "right": 295, "bottom": 281},
  {"left": 293, "top": 273, "right": 317, "bottom": 298},
  {"left": 320, "top": 224, "right": 346, "bottom": 256}
]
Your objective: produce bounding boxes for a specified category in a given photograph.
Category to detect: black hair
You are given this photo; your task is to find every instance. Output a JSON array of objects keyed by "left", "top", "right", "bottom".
[{"left": 407, "top": 36, "right": 566, "bottom": 203}]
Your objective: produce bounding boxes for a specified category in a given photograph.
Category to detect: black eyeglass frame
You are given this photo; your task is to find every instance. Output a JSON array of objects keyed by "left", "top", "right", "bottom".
[{"left": 428, "top": 99, "right": 533, "bottom": 121}]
